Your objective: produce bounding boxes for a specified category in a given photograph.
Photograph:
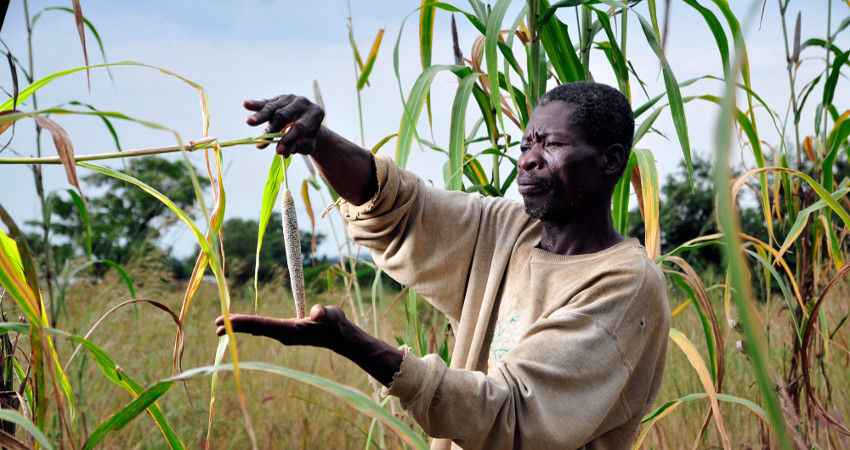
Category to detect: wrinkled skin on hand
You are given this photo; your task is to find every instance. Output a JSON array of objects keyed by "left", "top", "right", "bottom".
[{"left": 243, "top": 94, "right": 325, "bottom": 157}]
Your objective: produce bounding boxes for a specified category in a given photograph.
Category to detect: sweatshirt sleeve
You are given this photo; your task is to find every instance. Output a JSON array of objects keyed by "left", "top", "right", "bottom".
[
  {"left": 384, "top": 310, "right": 632, "bottom": 449},
  {"left": 340, "top": 153, "right": 528, "bottom": 321}
]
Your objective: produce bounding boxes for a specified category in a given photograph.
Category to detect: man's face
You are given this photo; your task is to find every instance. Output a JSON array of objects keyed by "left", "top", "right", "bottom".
[{"left": 517, "top": 100, "right": 606, "bottom": 221}]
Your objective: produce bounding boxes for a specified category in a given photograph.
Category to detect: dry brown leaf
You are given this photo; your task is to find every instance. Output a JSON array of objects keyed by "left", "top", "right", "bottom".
[
  {"left": 803, "top": 136, "right": 816, "bottom": 162},
  {"left": 72, "top": 0, "right": 91, "bottom": 92},
  {"left": 302, "top": 179, "right": 317, "bottom": 256},
  {"left": 31, "top": 115, "right": 86, "bottom": 206},
  {"left": 471, "top": 35, "right": 485, "bottom": 74}
]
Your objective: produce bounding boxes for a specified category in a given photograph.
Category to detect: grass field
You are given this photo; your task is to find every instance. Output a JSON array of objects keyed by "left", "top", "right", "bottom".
[{"left": 44, "top": 251, "right": 849, "bottom": 449}]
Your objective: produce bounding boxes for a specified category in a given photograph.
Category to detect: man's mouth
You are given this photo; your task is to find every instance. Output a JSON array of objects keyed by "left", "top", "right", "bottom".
[
  {"left": 518, "top": 183, "right": 545, "bottom": 195},
  {"left": 517, "top": 174, "right": 551, "bottom": 195}
]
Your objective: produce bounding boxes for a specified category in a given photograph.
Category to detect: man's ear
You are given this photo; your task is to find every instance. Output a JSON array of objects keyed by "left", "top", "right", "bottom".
[{"left": 602, "top": 143, "right": 628, "bottom": 178}]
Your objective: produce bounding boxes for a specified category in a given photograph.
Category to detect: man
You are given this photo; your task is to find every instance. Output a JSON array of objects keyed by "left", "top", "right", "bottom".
[{"left": 216, "top": 82, "right": 670, "bottom": 449}]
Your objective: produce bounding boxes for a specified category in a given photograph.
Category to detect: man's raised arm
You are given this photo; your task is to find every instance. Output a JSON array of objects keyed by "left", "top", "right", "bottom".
[{"left": 243, "top": 94, "right": 378, "bottom": 206}]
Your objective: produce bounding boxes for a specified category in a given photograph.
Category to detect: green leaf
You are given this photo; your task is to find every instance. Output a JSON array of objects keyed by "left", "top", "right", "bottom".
[
  {"left": 67, "top": 189, "right": 92, "bottom": 260},
  {"left": 171, "top": 363, "right": 430, "bottom": 449},
  {"left": 697, "top": 94, "right": 773, "bottom": 242},
  {"left": 682, "top": 0, "right": 730, "bottom": 78},
  {"left": 634, "top": 148, "right": 660, "bottom": 258},
  {"left": 602, "top": 0, "right": 692, "bottom": 187},
  {"left": 537, "top": 0, "right": 584, "bottom": 83},
  {"left": 0, "top": 228, "right": 24, "bottom": 282},
  {"left": 396, "top": 64, "right": 464, "bottom": 168},
  {"left": 0, "top": 410, "right": 54, "bottom": 450},
  {"left": 70, "top": 335, "right": 183, "bottom": 448},
  {"left": 370, "top": 134, "right": 398, "bottom": 154},
  {"left": 254, "top": 155, "right": 285, "bottom": 311},
  {"left": 66, "top": 259, "right": 136, "bottom": 299},
  {"left": 0, "top": 61, "right": 210, "bottom": 135},
  {"left": 357, "top": 29, "right": 385, "bottom": 90},
  {"left": 462, "top": 153, "right": 490, "bottom": 186},
  {"left": 0, "top": 234, "right": 40, "bottom": 323},
  {"left": 639, "top": 391, "right": 767, "bottom": 425},
  {"left": 68, "top": 101, "right": 122, "bottom": 151},
  {"left": 712, "top": 40, "right": 791, "bottom": 447},
  {"left": 589, "top": 6, "right": 629, "bottom": 98},
  {"left": 743, "top": 249, "right": 801, "bottom": 343},
  {"left": 775, "top": 186, "right": 850, "bottom": 263},
  {"left": 77, "top": 162, "right": 212, "bottom": 257},
  {"left": 448, "top": 71, "right": 483, "bottom": 191},
  {"left": 538, "top": 0, "right": 592, "bottom": 29},
  {"left": 612, "top": 152, "right": 637, "bottom": 235},
  {"left": 420, "top": 1, "right": 437, "bottom": 70},
  {"left": 633, "top": 106, "right": 664, "bottom": 145},
  {"left": 83, "top": 381, "right": 177, "bottom": 450},
  {"left": 822, "top": 50, "right": 849, "bottom": 109},
  {"left": 502, "top": 4, "right": 530, "bottom": 128},
  {"left": 484, "top": 0, "right": 512, "bottom": 133}
]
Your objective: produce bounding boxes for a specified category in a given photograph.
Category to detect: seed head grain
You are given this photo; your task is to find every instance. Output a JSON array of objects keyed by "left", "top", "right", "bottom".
[{"left": 282, "top": 188, "right": 306, "bottom": 319}]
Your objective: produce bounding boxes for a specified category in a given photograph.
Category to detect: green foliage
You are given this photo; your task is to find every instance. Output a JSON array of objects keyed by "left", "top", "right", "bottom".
[
  {"left": 215, "top": 212, "right": 324, "bottom": 287},
  {"left": 628, "top": 155, "right": 766, "bottom": 269},
  {"left": 40, "top": 157, "right": 206, "bottom": 273},
  {"left": 2, "top": 1, "right": 849, "bottom": 448}
]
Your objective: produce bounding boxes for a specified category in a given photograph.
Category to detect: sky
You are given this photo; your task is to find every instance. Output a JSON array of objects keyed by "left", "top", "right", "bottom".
[{"left": 0, "top": 0, "right": 847, "bottom": 260}]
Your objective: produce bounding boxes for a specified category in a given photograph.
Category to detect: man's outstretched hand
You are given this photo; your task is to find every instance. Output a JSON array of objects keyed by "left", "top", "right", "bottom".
[
  {"left": 215, "top": 304, "right": 403, "bottom": 387},
  {"left": 244, "top": 94, "right": 325, "bottom": 157},
  {"left": 216, "top": 304, "right": 345, "bottom": 349}
]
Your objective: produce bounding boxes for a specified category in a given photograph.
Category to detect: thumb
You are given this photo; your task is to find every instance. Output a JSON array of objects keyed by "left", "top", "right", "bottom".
[{"left": 309, "top": 304, "right": 327, "bottom": 322}]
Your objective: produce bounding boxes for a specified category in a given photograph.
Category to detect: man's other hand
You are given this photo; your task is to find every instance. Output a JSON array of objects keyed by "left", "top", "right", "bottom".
[
  {"left": 214, "top": 303, "right": 403, "bottom": 386},
  {"left": 215, "top": 304, "right": 345, "bottom": 351},
  {"left": 244, "top": 94, "right": 325, "bottom": 157}
]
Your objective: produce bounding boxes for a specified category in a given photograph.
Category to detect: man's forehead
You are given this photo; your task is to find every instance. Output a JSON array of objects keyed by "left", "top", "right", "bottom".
[{"left": 524, "top": 101, "right": 583, "bottom": 136}]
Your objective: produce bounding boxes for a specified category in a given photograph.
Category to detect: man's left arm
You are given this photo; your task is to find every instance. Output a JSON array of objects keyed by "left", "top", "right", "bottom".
[{"left": 386, "top": 311, "right": 632, "bottom": 448}]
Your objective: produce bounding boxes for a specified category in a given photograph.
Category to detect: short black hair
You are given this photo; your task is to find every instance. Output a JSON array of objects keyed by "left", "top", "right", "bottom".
[{"left": 535, "top": 81, "right": 634, "bottom": 157}]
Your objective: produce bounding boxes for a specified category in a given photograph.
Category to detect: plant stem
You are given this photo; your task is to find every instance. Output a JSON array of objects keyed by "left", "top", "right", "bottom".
[
  {"left": 823, "top": 0, "right": 832, "bottom": 143},
  {"left": 620, "top": 6, "right": 628, "bottom": 64},
  {"left": 527, "top": 0, "right": 541, "bottom": 106},
  {"left": 778, "top": 0, "right": 802, "bottom": 171},
  {"left": 348, "top": 0, "right": 366, "bottom": 147},
  {"left": 23, "top": 0, "right": 58, "bottom": 327},
  {"left": 580, "top": 6, "right": 592, "bottom": 79},
  {"left": 0, "top": 136, "right": 275, "bottom": 165}
]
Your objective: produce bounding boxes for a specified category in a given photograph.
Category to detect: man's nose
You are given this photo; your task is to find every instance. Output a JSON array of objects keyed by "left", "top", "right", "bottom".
[{"left": 518, "top": 145, "right": 542, "bottom": 171}]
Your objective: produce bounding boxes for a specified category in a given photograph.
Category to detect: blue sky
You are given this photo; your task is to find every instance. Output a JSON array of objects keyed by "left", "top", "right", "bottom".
[{"left": 1, "top": 1, "right": 846, "bottom": 259}]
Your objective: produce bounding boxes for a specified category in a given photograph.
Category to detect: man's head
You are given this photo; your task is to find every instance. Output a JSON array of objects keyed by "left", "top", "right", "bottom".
[{"left": 518, "top": 82, "right": 634, "bottom": 221}]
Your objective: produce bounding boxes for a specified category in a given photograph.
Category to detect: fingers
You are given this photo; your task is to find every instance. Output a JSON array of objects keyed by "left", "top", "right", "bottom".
[
  {"left": 215, "top": 314, "right": 292, "bottom": 338},
  {"left": 242, "top": 99, "right": 266, "bottom": 112},
  {"left": 244, "top": 95, "right": 294, "bottom": 149},
  {"left": 244, "top": 95, "right": 293, "bottom": 125},
  {"left": 275, "top": 106, "right": 324, "bottom": 156},
  {"left": 242, "top": 95, "right": 324, "bottom": 153}
]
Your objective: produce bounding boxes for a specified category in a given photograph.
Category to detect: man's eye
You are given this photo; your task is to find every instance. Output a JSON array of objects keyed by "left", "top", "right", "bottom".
[
  {"left": 546, "top": 141, "right": 561, "bottom": 147},
  {"left": 520, "top": 145, "right": 530, "bottom": 152}
]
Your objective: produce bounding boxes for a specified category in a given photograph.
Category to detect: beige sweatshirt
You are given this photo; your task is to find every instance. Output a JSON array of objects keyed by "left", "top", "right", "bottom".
[{"left": 341, "top": 154, "right": 670, "bottom": 450}]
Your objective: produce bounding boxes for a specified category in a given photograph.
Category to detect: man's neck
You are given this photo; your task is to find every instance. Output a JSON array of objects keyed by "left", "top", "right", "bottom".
[{"left": 537, "top": 206, "right": 624, "bottom": 256}]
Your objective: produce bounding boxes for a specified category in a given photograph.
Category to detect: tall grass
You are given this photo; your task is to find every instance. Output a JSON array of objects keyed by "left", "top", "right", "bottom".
[{"left": 0, "top": 0, "right": 849, "bottom": 448}]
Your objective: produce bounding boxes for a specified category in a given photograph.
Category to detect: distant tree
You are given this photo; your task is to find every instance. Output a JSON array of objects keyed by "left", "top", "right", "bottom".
[
  {"left": 41, "top": 157, "right": 207, "bottom": 273},
  {"left": 627, "top": 155, "right": 766, "bottom": 270},
  {"left": 217, "top": 212, "right": 324, "bottom": 287}
]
